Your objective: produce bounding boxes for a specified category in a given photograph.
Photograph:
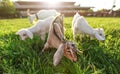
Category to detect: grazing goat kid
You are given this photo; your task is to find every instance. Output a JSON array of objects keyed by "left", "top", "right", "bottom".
[
  {"left": 42, "top": 14, "right": 78, "bottom": 66},
  {"left": 27, "top": 9, "right": 60, "bottom": 24},
  {"left": 72, "top": 13, "right": 105, "bottom": 41},
  {"left": 16, "top": 16, "right": 55, "bottom": 41}
]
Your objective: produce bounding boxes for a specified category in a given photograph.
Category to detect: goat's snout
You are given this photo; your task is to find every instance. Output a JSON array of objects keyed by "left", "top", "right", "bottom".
[
  {"left": 72, "top": 56, "right": 77, "bottom": 62},
  {"left": 20, "top": 36, "right": 26, "bottom": 41}
]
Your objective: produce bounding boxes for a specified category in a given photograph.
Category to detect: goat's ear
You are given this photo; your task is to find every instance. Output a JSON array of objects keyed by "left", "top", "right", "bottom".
[
  {"left": 95, "top": 33, "right": 104, "bottom": 40},
  {"left": 100, "top": 28, "right": 104, "bottom": 31},
  {"left": 16, "top": 31, "right": 19, "bottom": 35},
  {"left": 54, "top": 23, "right": 64, "bottom": 41},
  {"left": 53, "top": 44, "right": 64, "bottom": 66},
  {"left": 26, "top": 30, "right": 33, "bottom": 39}
]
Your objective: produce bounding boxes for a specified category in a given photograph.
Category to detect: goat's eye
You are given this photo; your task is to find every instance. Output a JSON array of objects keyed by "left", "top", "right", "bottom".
[
  {"left": 23, "top": 34, "right": 26, "bottom": 36},
  {"left": 99, "top": 34, "right": 102, "bottom": 36},
  {"left": 67, "top": 51, "right": 71, "bottom": 54},
  {"left": 67, "top": 47, "right": 70, "bottom": 49},
  {"left": 71, "top": 44, "right": 75, "bottom": 47}
]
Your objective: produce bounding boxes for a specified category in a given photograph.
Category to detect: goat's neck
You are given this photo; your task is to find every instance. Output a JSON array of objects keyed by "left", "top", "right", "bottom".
[
  {"left": 27, "top": 25, "right": 38, "bottom": 33},
  {"left": 33, "top": 14, "right": 36, "bottom": 20},
  {"left": 83, "top": 26, "right": 94, "bottom": 35},
  {"left": 48, "top": 33, "right": 63, "bottom": 49},
  {"left": 47, "top": 27, "right": 64, "bottom": 49},
  {"left": 91, "top": 29, "right": 98, "bottom": 36}
]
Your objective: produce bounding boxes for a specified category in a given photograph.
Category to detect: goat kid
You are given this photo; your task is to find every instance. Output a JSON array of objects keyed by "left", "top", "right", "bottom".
[
  {"left": 72, "top": 13, "right": 105, "bottom": 41},
  {"left": 42, "top": 14, "right": 78, "bottom": 66},
  {"left": 27, "top": 9, "right": 60, "bottom": 24},
  {"left": 16, "top": 16, "right": 55, "bottom": 41}
]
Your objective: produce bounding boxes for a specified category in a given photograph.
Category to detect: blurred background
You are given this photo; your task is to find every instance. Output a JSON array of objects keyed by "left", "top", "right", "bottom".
[{"left": 0, "top": 0, "right": 120, "bottom": 18}]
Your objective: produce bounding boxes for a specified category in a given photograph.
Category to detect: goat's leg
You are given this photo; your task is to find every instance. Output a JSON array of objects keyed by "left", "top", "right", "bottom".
[
  {"left": 40, "top": 32, "right": 46, "bottom": 41},
  {"left": 39, "top": 42, "right": 49, "bottom": 55},
  {"left": 90, "top": 36, "right": 94, "bottom": 40},
  {"left": 42, "top": 43, "right": 49, "bottom": 52},
  {"left": 80, "top": 34, "right": 84, "bottom": 40},
  {"left": 73, "top": 32, "right": 76, "bottom": 40}
]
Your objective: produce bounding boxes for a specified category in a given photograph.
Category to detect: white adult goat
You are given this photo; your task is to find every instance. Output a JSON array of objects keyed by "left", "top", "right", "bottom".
[
  {"left": 27, "top": 9, "right": 60, "bottom": 24},
  {"left": 41, "top": 14, "right": 78, "bottom": 66},
  {"left": 16, "top": 16, "right": 55, "bottom": 41},
  {"left": 72, "top": 13, "right": 105, "bottom": 41}
]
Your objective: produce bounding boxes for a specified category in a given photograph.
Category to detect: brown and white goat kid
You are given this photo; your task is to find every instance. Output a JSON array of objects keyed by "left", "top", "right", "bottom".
[{"left": 41, "top": 14, "right": 78, "bottom": 66}]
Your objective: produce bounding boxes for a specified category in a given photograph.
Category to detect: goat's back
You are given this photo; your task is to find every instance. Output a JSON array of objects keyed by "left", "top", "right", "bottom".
[
  {"left": 37, "top": 10, "right": 60, "bottom": 20},
  {"left": 74, "top": 16, "right": 93, "bottom": 34}
]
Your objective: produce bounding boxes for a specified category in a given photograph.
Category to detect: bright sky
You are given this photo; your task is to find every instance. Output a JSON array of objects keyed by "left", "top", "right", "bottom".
[{"left": 12, "top": 0, "right": 120, "bottom": 11}]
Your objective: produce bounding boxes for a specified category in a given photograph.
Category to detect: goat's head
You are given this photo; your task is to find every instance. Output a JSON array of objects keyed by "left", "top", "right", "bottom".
[
  {"left": 94, "top": 28, "right": 105, "bottom": 41},
  {"left": 53, "top": 41, "right": 77, "bottom": 66},
  {"left": 16, "top": 29, "right": 33, "bottom": 40},
  {"left": 63, "top": 41, "right": 77, "bottom": 62},
  {"left": 27, "top": 9, "right": 35, "bottom": 24},
  {"left": 75, "top": 12, "right": 80, "bottom": 18},
  {"left": 28, "top": 15, "right": 36, "bottom": 24}
]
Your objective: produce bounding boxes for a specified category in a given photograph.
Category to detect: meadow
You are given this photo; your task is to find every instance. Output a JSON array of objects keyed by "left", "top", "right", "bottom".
[{"left": 0, "top": 17, "right": 120, "bottom": 74}]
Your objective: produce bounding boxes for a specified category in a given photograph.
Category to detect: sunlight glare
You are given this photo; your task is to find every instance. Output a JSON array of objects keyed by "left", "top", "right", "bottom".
[
  {"left": 47, "top": 2, "right": 58, "bottom": 6},
  {"left": 41, "top": 0, "right": 60, "bottom": 7}
]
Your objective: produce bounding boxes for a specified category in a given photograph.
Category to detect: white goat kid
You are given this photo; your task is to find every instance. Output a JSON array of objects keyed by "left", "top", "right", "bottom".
[
  {"left": 16, "top": 16, "right": 55, "bottom": 41},
  {"left": 72, "top": 13, "right": 105, "bottom": 41},
  {"left": 27, "top": 9, "right": 60, "bottom": 24}
]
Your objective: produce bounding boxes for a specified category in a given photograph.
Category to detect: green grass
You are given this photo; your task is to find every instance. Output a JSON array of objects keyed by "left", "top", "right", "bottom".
[{"left": 0, "top": 17, "right": 120, "bottom": 74}]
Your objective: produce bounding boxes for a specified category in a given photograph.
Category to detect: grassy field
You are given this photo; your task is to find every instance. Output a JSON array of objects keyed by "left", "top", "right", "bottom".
[{"left": 0, "top": 17, "right": 120, "bottom": 74}]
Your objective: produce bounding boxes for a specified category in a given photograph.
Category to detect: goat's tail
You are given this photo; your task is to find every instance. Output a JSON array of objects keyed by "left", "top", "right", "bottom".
[{"left": 27, "top": 9, "right": 31, "bottom": 16}]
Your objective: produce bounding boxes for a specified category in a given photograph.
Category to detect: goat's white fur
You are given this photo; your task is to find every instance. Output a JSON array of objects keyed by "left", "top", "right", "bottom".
[
  {"left": 27, "top": 9, "right": 60, "bottom": 24},
  {"left": 16, "top": 16, "right": 55, "bottom": 41},
  {"left": 72, "top": 13, "right": 105, "bottom": 41}
]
